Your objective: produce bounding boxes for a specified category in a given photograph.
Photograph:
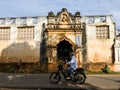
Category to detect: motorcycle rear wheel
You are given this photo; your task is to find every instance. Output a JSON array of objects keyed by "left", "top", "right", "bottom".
[
  {"left": 50, "top": 72, "right": 61, "bottom": 84},
  {"left": 74, "top": 73, "right": 86, "bottom": 84}
]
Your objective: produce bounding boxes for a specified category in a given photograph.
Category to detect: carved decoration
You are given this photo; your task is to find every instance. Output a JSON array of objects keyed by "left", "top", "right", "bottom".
[
  {"left": 47, "top": 8, "right": 81, "bottom": 30},
  {"left": 61, "top": 14, "right": 68, "bottom": 23},
  {"left": 75, "top": 17, "right": 81, "bottom": 23}
]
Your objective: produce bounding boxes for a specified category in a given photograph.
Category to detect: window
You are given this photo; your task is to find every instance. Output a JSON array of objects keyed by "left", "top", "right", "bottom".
[
  {"left": 17, "top": 26, "right": 34, "bottom": 40},
  {"left": 0, "top": 27, "right": 10, "bottom": 40},
  {"left": 96, "top": 26, "right": 109, "bottom": 39}
]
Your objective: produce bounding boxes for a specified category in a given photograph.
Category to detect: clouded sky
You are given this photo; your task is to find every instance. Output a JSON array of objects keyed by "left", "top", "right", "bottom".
[{"left": 0, "top": 0, "right": 120, "bottom": 29}]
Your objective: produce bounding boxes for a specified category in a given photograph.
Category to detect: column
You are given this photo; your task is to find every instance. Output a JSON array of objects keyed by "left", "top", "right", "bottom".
[
  {"left": 115, "top": 48, "right": 120, "bottom": 64},
  {"left": 76, "top": 48, "right": 82, "bottom": 68},
  {"left": 114, "top": 47, "right": 120, "bottom": 72}
]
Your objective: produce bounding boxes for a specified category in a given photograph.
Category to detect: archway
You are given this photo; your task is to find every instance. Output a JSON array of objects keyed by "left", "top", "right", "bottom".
[{"left": 57, "top": 39, "right": 73, "bottom": 61}]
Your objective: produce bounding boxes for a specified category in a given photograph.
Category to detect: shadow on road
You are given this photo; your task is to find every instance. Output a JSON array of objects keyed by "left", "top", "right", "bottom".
[{"left": 0, "top": 82, "right": 102, "bottom": 90}]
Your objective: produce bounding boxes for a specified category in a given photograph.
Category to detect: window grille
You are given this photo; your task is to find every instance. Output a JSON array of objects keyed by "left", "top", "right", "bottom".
[
  {"left": 96, "top": 26, "right": 109, "bottom": 39},
  {"left": 17, "top": 26, "right": 34, "bottom": 40},
  {"left": 0, "top": 27, "right": 10, "bottom": 40}
]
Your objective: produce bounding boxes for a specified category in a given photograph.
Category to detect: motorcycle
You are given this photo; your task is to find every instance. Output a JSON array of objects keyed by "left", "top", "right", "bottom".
[{"left": 49, "top": 62, "right": 86, "bottom": 84}]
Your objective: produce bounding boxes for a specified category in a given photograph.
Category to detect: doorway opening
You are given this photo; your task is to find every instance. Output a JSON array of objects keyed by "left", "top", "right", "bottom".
[{"left": 57, "top": 39, "right": 73, "bottom": 61}]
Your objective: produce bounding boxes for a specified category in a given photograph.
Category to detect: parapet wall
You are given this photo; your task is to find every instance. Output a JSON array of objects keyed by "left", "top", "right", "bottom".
[{"left": 82, "top": 15, "right": 113, "bottom": 24}]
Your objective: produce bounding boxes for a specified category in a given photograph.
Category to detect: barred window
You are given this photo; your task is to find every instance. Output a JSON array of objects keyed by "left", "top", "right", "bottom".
[
  {"left": 17, "top": 26, "right": 34, "bottom": 40},
  {"left": 96, "top": 26, "right": 109, "bottom": 39},
  {"left": 0, "top": 27, "right": 10, "bottom": 40}
]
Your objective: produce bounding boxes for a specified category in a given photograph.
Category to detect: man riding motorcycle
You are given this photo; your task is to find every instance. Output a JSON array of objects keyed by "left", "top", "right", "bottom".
[{"left": 66, "top": 52, "right": 78, "bottom": 79}]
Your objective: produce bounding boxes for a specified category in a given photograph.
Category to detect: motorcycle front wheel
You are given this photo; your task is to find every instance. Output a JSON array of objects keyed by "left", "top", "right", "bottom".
[{"left": 50, "top": 72, "right": 61, "bottom": 84}]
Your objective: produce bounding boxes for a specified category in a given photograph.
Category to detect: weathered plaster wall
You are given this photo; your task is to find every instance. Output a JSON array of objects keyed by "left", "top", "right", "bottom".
[
  {"left": 82, "top": 15, "right": 115, "bottom": 63},
  {"left": 0, "top": 16, "right": 47, "bottom": 63}
]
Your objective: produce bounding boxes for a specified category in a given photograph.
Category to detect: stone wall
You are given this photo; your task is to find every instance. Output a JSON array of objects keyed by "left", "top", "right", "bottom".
[
  {"left": 0, "top": 63, "right": 44, "bottom": 73},
  {"left": 83, "top": 62, "right": 114, "bottom": 72}
]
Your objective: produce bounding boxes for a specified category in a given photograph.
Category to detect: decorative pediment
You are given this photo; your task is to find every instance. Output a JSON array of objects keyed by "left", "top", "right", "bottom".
[
  {"left": 57, "top": 8, "right": 72, "bottom": 24},
  {"left": 47, "top": 8, "right": 81, "bottom": 29}
]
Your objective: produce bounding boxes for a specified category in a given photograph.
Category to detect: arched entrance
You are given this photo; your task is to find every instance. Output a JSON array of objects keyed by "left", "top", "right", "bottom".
[
  {"left": 46, "top": 8, "right": 82, "bottom": 72},
  {"left": 57, "top": 39, "right": 73, "bottom": 61}
]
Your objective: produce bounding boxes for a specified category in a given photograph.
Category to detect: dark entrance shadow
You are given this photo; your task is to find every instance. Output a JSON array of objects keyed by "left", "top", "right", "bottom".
[{"left": 57, "top": 39, "right": 73, "bottom": 61}]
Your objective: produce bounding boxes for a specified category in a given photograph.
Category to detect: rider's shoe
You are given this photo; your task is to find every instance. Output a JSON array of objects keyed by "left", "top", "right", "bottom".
[
  {"left": 71, "top": 76, "right": 74, "bottom": 81},
  {"left": 65, "top": 77, "right": 71, "bottom": 80}
]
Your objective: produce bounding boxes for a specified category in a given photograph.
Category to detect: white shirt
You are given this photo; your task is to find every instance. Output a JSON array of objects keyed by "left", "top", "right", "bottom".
[{"left": 67, "top": 55, "right": 78, "bottom": 70}]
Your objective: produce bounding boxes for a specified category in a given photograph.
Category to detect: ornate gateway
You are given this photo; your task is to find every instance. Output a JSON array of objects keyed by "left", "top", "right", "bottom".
[{"left": 46, "top": 8, "right": 82, "bottom": 72}]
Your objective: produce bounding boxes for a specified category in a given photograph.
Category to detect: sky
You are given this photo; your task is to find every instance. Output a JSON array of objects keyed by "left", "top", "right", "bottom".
[{"left": 0, "top": 0, "right": 120, "bottom": 29}]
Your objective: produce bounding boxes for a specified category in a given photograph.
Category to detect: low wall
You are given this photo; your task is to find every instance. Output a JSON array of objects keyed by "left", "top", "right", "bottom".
[
  {"left": 83, "top": 62, "right": 114, "bottom": 72},
  {"left": 0, "top": 63, "right": 47, "bottom": 73}
]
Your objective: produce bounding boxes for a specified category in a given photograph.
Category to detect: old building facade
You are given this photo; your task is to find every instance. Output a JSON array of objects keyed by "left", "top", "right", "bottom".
[{"left": 0, "top": 8, "right": 118, "bottom": 72}]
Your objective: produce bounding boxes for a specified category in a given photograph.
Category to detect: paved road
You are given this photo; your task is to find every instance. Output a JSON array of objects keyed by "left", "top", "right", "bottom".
[
  {"left": 0, "top": 73, "right": 120, "bottom": 90},
  {"left": 87, "top": 75, "right": 120, "bottom": 90}
]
